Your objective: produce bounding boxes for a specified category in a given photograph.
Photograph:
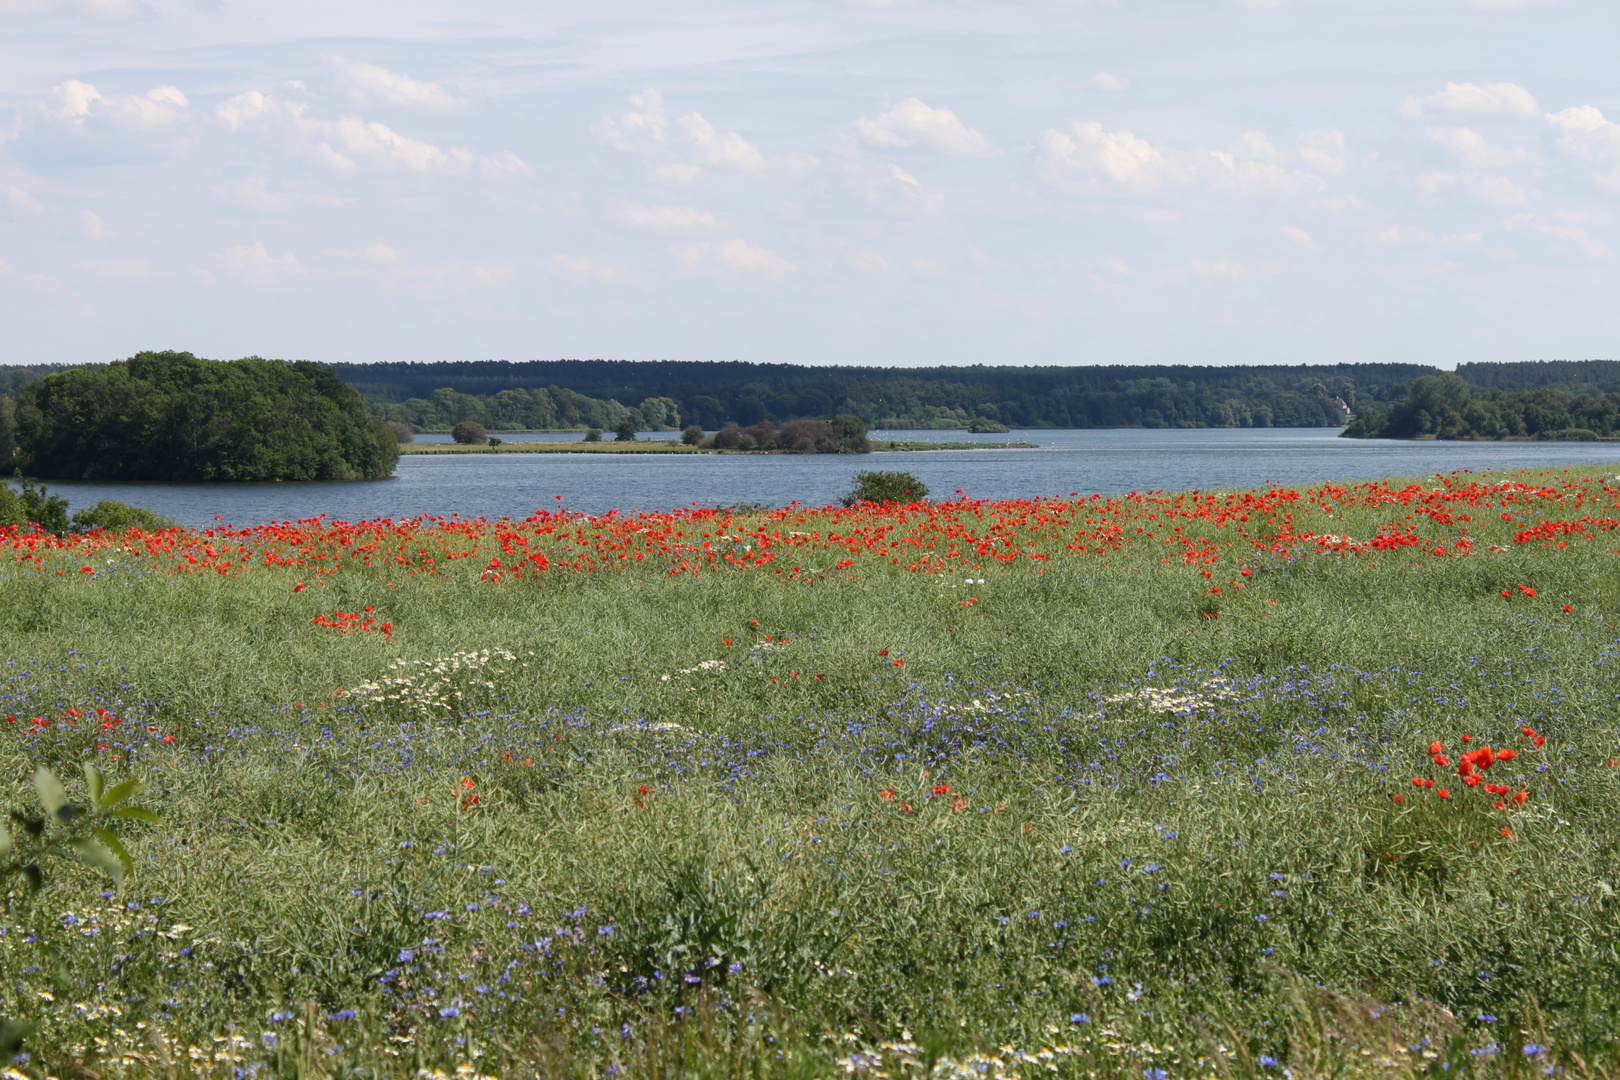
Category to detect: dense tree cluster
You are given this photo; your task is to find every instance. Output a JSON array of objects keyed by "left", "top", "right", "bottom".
[
  {"left": 701, "top": 416, "right": 870, "bottom": 453},
  {"left": 1343, "top": 374, "right": 1620, "bottom": 441},
  {"left": 12, "top": 351, "right": 398, "bottom": 481},
  {"left": 336, "top": 360, "right": 1432, "bottom": 430},
  {"left": 367, "top": 385, "right": 682, "bottom": 433}
]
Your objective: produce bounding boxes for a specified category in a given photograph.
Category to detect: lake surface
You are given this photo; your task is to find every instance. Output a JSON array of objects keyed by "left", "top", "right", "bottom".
[{"left": 42, "top": 428, "right": 1620, "bottom": 529}]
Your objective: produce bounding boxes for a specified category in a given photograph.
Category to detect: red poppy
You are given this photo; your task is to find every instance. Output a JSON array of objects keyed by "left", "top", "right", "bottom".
[{"left": 1429, "top": 741, "right": 1443, "bottom": 755}]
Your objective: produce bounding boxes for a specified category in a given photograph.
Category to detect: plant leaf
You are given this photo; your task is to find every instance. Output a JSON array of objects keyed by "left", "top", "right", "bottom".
[
  {"left": 0, "top": 819, "right": 10, "bottom": 859},
  {"left": 92, "top": 827, "right": 135, "bottom": 881},
  {"left": 66, "top": 835, "right": 124, "bottom": 890},
  {"left": 0, "top": 1018, "right": 37, "bottom": 1058},
  {"left": 100, "top": 778, "right": 141, "bottom": 811},
  {"left": 84, "top": 763, "right": 104, "bottom": 810},
  {"left": 107, "top": 806, "right": 160, "bottom": 824},
  {"left": 33, "top": 765, "right": 68, "bottom": 821}
]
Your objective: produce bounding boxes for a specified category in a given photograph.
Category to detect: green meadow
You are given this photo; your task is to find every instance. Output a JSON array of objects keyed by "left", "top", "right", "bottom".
[{"left": 2, "top": 466, "right": 1619, "bottom": 1079}]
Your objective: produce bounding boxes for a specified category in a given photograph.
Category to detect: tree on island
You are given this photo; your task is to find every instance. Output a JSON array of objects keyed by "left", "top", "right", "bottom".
[
  {"left": 451, "top": 421, "right": 488, "bottom": 445},
  {"left": 14, "top": 351, "right": 399, "bottom": 482},
  {"left": 614, "top": 420, "right": 638, "bottom": 442}
]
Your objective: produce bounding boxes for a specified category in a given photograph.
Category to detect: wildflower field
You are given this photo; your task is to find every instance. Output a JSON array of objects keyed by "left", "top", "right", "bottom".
[{"left": 4, "top": 467, "right": 1620, "bottom": 1079}]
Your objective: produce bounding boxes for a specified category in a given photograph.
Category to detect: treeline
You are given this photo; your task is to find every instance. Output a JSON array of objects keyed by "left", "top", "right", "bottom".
[
  {"left": 367, "top": 386, "right": 684, "bottom": 433},
  {"left": 1343, "top": 374, "right": 1620, "bottom": 441},
  {"left": 7, "top": 351, "right": 397, "bottom": 481},
  {"left": 334, "top": 360, "right": 1442, "bottom": 430}
]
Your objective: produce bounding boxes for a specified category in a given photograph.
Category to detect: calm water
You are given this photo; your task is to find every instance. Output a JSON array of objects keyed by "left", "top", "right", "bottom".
[{"left": 42, "top": 428, "right": 1620, "bottom": 529}]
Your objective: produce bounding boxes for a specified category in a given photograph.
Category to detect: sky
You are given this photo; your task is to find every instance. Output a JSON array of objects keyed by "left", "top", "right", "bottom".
[{"left": 0, "top": 0, "right": 1616, "bottom": 371}]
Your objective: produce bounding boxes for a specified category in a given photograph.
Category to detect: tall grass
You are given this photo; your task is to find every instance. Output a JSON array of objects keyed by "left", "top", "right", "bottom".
[{"left": 3, "top": 467, "right": 1619, "bottom": 1078}]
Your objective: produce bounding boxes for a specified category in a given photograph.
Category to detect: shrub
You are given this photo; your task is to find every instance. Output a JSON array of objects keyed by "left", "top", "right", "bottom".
[
  {"left": 966, "top": 417, "right": 1010, "bottom": 433},
  {"left": 384, "top": 421, "right": 415, "bottom": 443},
  {"left": 710, "top": 423, "right": 742, "bottom": 449},
  {"left": 15, "top": 351, "right": 398, "bottom": 481},
  {"left": 0, "top": 474, "right": 69, "bottom": 534},
  {"left": 681, "top": 425, "right": 705, "bottom": 446},
  {"left": 830, "top": 414, "right": 871, "bottom": 453},
  {"left": 614, "top": 420, "right": 638, "bottom": 442},
  {"left": 488, "top": 436, "right": 503, "bottom": 447},
  {"left": 451, "top": 421, "right": 488, "bottom": 445},
  {"left": 840, "top": 470, "right": 929, "bottom": 506},
  {"left": 69, "top": 500, "right": 176, "bottom": 534},
  {"left": 584, "top": 427, "right": 603, "bottom": 442}
]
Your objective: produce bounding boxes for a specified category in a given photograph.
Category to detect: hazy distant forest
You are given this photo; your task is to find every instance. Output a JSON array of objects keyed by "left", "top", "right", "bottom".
[{"left": 5, "top": 358, "right": 1620, "bottom": 439}]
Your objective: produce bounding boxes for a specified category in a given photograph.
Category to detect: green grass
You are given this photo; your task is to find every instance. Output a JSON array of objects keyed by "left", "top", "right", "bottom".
[{"left": 3, "top": 466, "right": 1620, "bottom": 1078}]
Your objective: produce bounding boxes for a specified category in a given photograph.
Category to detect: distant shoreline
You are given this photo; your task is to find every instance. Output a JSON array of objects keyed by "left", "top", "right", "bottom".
[{"left": 398, "top": 439, "right": 1040, "bottom": 456}]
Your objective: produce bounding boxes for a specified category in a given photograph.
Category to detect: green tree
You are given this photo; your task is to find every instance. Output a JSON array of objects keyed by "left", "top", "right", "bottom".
[
  {"left": 841, "top": 470, "right": 929, "bottom": 506},
  {"left": 15, "top": 351, "right": 398, "bottom": 481},
  {"left": 614, "top": 419, "right": 638, "bottom": 442},
  {"left": 452, "top": 420, "right": 488, "bottom": 445}
]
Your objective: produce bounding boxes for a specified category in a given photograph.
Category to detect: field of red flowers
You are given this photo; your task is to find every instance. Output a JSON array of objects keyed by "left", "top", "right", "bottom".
[{"left": 3, "top": 466, "right": 1620, "bottom": 1079}]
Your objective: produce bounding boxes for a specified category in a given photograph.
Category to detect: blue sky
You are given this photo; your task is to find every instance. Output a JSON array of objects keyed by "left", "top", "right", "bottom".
[{"left": 1, "top": 0, "right": 1615, "bottom": 370}]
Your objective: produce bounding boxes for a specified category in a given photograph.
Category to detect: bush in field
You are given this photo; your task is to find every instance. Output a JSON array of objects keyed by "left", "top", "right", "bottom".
[
  {"left": 841, "top": 469, "right": 928, "bottom": 505},
  {"left": 384, "top": 421, "right": 415, "bottom": 443},
  {"left": 69, "top": 499, "right": 176, "bottom": 534},
  {"left": 615, "top": 420, "right": 638, "bottom": 442},
  {"left": 15, "top": 351, "right": 398, "bottom": 482},
  {"left": 0, "top": 474, "right": 69, "bottom": 534},
  {"left": 451, "top": 421, "right": 488, "bottom": 445},
  {"left": 584, "top": 427, "right": 603, "bottom": 442},
  {"left": 681, "top": 425, "right": 704, "bottom": 445}
]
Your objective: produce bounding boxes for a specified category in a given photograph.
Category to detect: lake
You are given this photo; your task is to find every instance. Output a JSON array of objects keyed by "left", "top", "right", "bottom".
[{"left": 41, "top": 428, "right": 1620, "bottom": 529}]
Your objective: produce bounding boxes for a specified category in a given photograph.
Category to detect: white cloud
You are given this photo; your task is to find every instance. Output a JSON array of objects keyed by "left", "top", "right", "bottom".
[
  {"left": 677, "top": 237, "right": 797, "bottom": 279},
  {"left": 1545, "top": 106, "right": 1620, "bottom": 192},
  {"left": 1282, "top": 226, "right": 1321, "bottom": 250},
  {"left": 330, "top": 57, "right": 470, "bottom": 113},
  {"left": 1428, "top": 126, "right": 1526, "bottom": 167},
  {"left": 99, "top": 85, "right": 190, "bottom": 130},
  {"left": 6, "top": 186, "right": 43, "bottom": 212},
  {"left": 215, "top": 91, "right": 527, "bottom": 177},
  {"left": 220, "top": 241, "right": 305, "bottom": 286},
  {"left": 1230, "top": 132, "right": 1280, "bottom": 160},
  {"left": 0, "top": 0, "right": 148, "bottom": 19},
  {"left": 1043, "top": 121, "right": 1320, "bottom": 193},
  {"left": 600, "top": 90, "right": 780, "bottom": 176},
  {"left": 79, "top": 209, "right": 108, "bottom": 238},
  {"left": 890, "top": 165, "right": 919, "bottom": 187},
  {"left": 1300, "top": 131, "right": 1347, "bottom": 172},
  {"left": 1086, "top": 72, "right": 1131, "bottom": 92},
  {"left": 611, "top": 203, "right": 722, "bottom": 231},
  {"left": 48, "top": 79, "right": 101, "bottom": 120},
  {"left": 1475, "top": 176, "right": 1528, "bottom": 207},
  {"left": 1415, "top": 169, "right": 1529, "bottom": 206},
  {"left": 1426, "top": 81, "right": 1539, "bottom": 117},
  {"left": 1041, "top": 121, "right": 1169, "bottom": 186},
  {"left": 854, "top": 98, "right": 995, "bottom": 156}
]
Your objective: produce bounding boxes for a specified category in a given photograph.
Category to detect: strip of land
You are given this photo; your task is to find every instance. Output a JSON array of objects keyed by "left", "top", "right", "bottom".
[{"left": 398, "top": 439, "right": 1039, "bottom": 454}]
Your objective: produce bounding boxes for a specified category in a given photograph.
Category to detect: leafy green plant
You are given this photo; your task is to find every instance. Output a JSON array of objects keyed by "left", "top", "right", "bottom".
[
  {"left": 451, "top": 420, "right": 488, "bottom": 445},
  {"left": 68, "top": 498, "right": 177, "bottom": 534},
  {"left": 840, "top": 469, "right": 929, "bottom": 505},
  {"left": 3, "top": 764, "right": 158, "bottom": 900}
]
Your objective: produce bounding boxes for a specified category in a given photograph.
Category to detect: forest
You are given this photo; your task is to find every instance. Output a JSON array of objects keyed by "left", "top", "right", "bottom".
[
  {"left": 333, "top": 359, "right": 1431, "bottom": 430},
  {"left": 1342, "top": 373, "right": 1620, "bottom": 440}
]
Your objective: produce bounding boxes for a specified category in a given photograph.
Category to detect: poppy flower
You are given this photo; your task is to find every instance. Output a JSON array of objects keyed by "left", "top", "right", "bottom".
[{"left": 1429, "top": 741, "right": 1443, "bottom": 755}]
